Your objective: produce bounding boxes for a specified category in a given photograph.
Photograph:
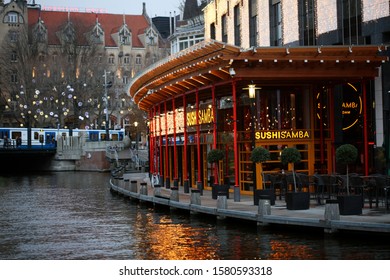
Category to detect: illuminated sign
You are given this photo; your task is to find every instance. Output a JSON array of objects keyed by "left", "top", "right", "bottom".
[
  {"left": 42, "top": 6, "right": 108, "bottom": 13},
  {"left": 255, "top": 130, "right": 310, "bottom": 140},
  {"left": 316, "top": 83, "right": 362, "bottom": 130},
  {"left": 341, "top": 83, "right": 362, "bottom": 130},
  {"left": 187, "top": 106, "right": 214, "bottom": 127}
]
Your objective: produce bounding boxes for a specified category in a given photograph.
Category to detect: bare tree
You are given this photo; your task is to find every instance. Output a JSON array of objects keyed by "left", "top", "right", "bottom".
[{"left": 0, "top": 19, "right": 120, "bottom": 130}]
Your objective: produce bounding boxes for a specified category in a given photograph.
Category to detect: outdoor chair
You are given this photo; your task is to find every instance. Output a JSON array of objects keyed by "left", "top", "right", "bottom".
[
  {"left": 371, "top": 175, "right": 390, "bottom": 209},
  {"left": 269, "top": 173, "right": 286, "bottom": 200}
]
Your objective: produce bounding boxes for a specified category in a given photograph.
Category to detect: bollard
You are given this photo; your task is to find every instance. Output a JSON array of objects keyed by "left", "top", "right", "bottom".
[
  {"left": 130, "top": 180, "right": 138, "bottom": 193},
  {"left": 324, "top": 199, "right": 340, "bottom": 234},
  {"left": 153, "top": 184, "right": 161, "bottom": 197},
  {"left": 165, "top": 177, "right": 171, "bottom": 189},
  {"left": 140, "top": 182, "right": 148, "bottom": 195},
  {"left": 217, "top": 192, "right": 227, "bottom": 220},
  {"left": 190, "top": 189, "right": 201, "bottom": 205},
  {"left": 118, "top": 177, "right": 124, "bottom": 188},
  {"left": 217, "top": 192, "right": 227, "bottom": 210},
  {"left": 324, "top": 199, "right": 340, "bottom": 221},
  {"left": 258, "top": 199, "right": 271, "bottom": 226},
  {"left": 170, "top": 187, "right": 179, "bottom": 202},
  {"left": 124, "top": 179, "right": 130, "bottom": 190},
  {"left": 173, "top": 179, "right": 179, "bottom": 188},
  {"left": 196, "top": 181, "right": 203, "bottom": 196},
  {"left": 233, "top": 186, "right": 240, "bottom": 202},
  {"left": 183, "top": 179, "right": 190, "bottom": 193}
]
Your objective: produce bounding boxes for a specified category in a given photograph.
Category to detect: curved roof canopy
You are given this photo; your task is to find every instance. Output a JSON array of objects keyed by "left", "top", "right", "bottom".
[{"left": 128, "top": 40, "right": 388, "bottom": 111}]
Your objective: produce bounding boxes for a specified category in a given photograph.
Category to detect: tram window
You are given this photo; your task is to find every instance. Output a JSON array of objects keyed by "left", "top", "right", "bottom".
[
  {"left": 34, "top": 132, "right": 39, "bottom": 140},
  {"left": 89, "top": 133, "right": 98, "bottom": 141},
  {"left": 11, "top": 131, "right": 21, "bottom": 139},
  {"left": 101, "top": 133, "right": 107, "bottom": 140},
  {"left": 111, "top": 134, "right": 118, "bottom": 141}
]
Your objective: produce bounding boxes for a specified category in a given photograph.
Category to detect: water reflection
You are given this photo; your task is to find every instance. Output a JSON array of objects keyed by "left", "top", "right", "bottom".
[{"left": 0, "top": 172, "right": 389, "bottom": 260}]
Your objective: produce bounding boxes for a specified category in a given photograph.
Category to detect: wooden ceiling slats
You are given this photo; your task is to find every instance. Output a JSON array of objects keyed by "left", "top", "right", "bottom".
[{"left": 129, "top": 41, "right": 387, "bottom": 111}]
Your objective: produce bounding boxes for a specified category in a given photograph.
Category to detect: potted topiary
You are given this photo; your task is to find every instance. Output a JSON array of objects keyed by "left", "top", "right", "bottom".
[
  {"left": 207, "top": 148, "right": 228, "bottom": 199},
  {"left": 281, "top": 147, "right": 310, "bottom": 210},
  {"left": 250, "top": 146, "right": 275, "bottom": 205},
  {"left": 336, "top": 144, "right": 362, "bottom": 215}
]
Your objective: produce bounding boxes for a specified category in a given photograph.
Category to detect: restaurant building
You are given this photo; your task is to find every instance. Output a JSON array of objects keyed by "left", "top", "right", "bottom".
[{"left": 128, "top": 0, "right": 390, "bottom": 198}]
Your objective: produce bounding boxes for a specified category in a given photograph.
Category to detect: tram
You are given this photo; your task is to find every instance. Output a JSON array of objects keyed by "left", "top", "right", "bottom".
[{"left": 0, "top": 127, "right": 124, "bottom": 149}]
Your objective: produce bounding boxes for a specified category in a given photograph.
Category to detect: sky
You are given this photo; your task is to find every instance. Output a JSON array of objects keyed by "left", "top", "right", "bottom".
[{"left": 25, "top": 0, "right": 182, "bottom": 17}]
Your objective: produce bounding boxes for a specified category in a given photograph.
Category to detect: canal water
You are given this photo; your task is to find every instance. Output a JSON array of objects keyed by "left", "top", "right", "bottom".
[{"left": 0, "top": 172, "right": 389, "bottom": 260}]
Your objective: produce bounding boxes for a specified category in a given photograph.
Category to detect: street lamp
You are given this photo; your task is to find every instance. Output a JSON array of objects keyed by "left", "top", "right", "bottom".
[
  {"left": 134, "top": 121, "right": 139, "bottom": 152},
  {"left": 103, "top": 70, "right": 111, "bottom": 141},
  {"left": 245, "top": 83, "right": 261, "bottom": 193}
]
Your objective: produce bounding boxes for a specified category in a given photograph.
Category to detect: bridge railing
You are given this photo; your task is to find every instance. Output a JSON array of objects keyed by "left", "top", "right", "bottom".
[{"left": 56, "top": 136, "right": 83, "bottom": 160}]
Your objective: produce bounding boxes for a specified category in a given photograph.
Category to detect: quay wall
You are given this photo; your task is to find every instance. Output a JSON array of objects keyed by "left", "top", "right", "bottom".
[{"left": 109, "top": 175, "right": 390, "bottom": 235}]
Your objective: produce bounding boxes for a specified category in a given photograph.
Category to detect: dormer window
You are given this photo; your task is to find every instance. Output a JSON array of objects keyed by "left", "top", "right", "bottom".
[
  {"left": 119, "top": 24, "right": 131, "bottom": 45},
  {"left": 33, "top": 19, "right": 48, "bottom": 43},
  {"left": 7, "top": 12, "right": 18, "bottom": 23},
  {"left": 91, "top": 19, "right": 104, "bottom": 44},
  {"left": 4, "top": 12, "right": 24, "bottom": 24},
  {"left": 146, "top": 28, "right": 157, "bottom": 46},
  {"left": 63, "top": 22, "right": 75, "bottom": 43}
]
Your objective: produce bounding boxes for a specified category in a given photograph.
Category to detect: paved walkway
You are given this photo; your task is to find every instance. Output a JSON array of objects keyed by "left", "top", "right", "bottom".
[{"left": 110, "top": 173, "right": 390, "bottom": 234}]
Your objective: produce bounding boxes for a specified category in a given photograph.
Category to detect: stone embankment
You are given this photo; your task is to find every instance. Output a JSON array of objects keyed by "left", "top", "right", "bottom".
[{"left": 109, "top": 173, "right": 390, "bottom": 235}]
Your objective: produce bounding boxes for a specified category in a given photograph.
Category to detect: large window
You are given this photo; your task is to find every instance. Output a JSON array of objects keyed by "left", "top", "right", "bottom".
[
  {"left": 221, "top": 14, "right": 228, "bottom": 43},
  {"left": 249, "top": 0, "right": 258, "bottom": 47},
  {"left": 338, "top": 0, "right": 362, "bottom": 45},
  {"left": 11, "top": 51, "right": 17, "bottom": 62},
  {"left": 9, "top": 31, "right": 18, "bottom": 42},
  {"left": 234, "top": 5, "right": 241, "bottom": 46},
  {"left": 11, "top": 71, "right": 18, "bottom": 83},
  {"left": 108, "top": 54, "right": 115, "bottom": 64},
  {"left": 299, "top": 0, "right": 317, "bottom": 46},
  {"left": 270, "top": 0, "right": 282, "bottom": 46},
  {"left": 124, "top": 54, "right": 130, "bottom": 64},
  {"left": 210, "top": 23, "right": 216, "bottom": 40},
  {"left": 135, "top": 54, "right": 142, "bottom": 65}
]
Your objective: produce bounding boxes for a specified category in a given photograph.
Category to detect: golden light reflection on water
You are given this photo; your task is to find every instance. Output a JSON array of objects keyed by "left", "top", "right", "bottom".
[
  {"left": 133, "top": 211, "right": 220, "bottom": 260},
  {"left": 131, "top": 210, "right": 319, "bottom": 260},
  {"left": 266, "top": 240, "right": 315, "bottom": 260}
]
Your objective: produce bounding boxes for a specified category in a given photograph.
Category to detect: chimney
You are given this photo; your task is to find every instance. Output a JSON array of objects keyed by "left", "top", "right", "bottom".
[{"left": 142, "top": 2, "right": 146, "bottom": 15}]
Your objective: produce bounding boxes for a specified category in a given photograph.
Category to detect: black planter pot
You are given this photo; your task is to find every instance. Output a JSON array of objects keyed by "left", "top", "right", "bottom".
[
  {"left": 337, "top": 195, "right": 363, "bottom": 215},
  {"left": 209, "top": 176, "right": 215, "bottom": 186},
  {"left": 286, "top": 192, "right": 310, "bottom": 210},
  {"left": 254, "top": 189, "right": 276, "bottom": 206},
  {"left": 211, "top": 184, "right": 230, "bottom": 199}
]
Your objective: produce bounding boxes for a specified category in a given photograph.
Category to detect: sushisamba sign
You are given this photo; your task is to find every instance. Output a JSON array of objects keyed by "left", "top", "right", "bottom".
[{"left": 255, "top": 130, "right": 311, "bottom": 140}]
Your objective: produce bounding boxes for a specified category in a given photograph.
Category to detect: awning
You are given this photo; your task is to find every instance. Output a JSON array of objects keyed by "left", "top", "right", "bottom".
[{"left": 128, "top": 39, "right": 388, "bottom": 111}]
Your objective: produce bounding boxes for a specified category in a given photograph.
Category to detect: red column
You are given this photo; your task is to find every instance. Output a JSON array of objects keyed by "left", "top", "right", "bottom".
[
  {"left": 196, "top": 89, "right": 202, "bottom": 186},
  {"left": 212, "top": 85, "right": 217, "bottom": 150},
  {"left": 164, "top": 101, "right": 169, "bottom": 186},
  {"left": 173, "top": 98, "right": 178, "bottom": 180},
  {"left": 329, "top": 87, "right": 335, "bottom": 174},
  {"left": 232, "top": 80, "right": 239, "bottom": 192},
  {"left": 149, "top": 110, "right": 154, "bottom": 175},
  {"left": 183, "top": 94, "right": 188, "bottom": 181},
  {"left": 159, "top": 105, "right": 163, "bottom": 178},
  {"left": 319, "top": 88, "right": 325, "bottom": 169},
  {"left": 212, "top": 85, "right": 218, "bottom": 184},
  {"left": 362, "top": 80, "right": 369, "bottom": 176}
]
